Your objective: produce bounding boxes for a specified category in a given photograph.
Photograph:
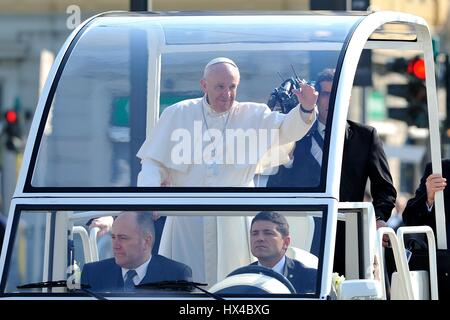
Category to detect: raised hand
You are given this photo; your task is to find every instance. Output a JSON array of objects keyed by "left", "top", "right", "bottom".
[
  {"left": 89, "top": 216, "right": 114, "bottom": 237},
  {"left": 292, "top": 82, "right": 318, "bottom": 110}
]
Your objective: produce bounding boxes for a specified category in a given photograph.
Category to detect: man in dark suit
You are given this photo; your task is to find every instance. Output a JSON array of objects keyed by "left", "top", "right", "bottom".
[
  {"left": 267, "top": 68, "right": 396, "bottom": 222},
  {"left": 402, "top": 160, "right": 450, "bottom": 299},
  {"left": 267, "top": 69, "right": 396, "bottom": 272},
  {"left": 403, "top": 160, "right": 450, "bottom": 243},
  {"left": 249, "top": 211, "right": 316, "bottom": 294},
  {"left": 81, "top": 211, "right": 192, "bottom": 292}
]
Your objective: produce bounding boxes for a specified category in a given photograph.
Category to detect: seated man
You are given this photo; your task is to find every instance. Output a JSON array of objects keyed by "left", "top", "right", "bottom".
[
  {"left": 247, "top": 211, "right": 316, "bottom": 294},
  {"left": 81, "top": 211, "right": 192, "bottom": 292}
]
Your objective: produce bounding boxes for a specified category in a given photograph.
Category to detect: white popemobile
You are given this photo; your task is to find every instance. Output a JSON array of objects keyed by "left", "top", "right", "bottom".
[{"left": 0, "top": 10, "right": 445, "bottom": 300}]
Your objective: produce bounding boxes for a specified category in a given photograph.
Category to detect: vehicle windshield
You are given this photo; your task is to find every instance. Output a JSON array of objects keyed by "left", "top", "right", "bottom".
[
  {"left": 1, "top": 208, "right": 325, "bottom": 298},
  {"left": 29, "top": 13, "right": 362, "bottom": 191}
]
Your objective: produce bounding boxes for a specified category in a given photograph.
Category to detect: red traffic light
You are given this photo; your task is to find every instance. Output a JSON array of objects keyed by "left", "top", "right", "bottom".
[
  {"left": 5, "top": 110, "right": 18, "bottom": 124},
  {"left": 407, "top": 57, "right": 426, "bottom": 80}
]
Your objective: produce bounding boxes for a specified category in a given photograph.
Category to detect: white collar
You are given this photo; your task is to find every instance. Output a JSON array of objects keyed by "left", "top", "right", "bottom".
[
  {"left": 202, "top": 95, "right": 236, "bottom": 117},
  {"left": 317, "top": 121, "right": 326, "bottom": 135},
  {"left": 258, "top": 255, "right": 286, "bottom": 275},
  {"left": 121, "top": 255, "right": 152, "bottom": 285}
]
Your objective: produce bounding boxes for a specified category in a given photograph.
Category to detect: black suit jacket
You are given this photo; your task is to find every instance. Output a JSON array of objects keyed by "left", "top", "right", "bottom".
[
  {"left": 267, "top": 120, "right": 396, "bottom": 220},
  {"left": 81, "top": 254, "right": 192, "bottom": 291},
  {"left": 403, "top": 160, "right": 450, "bottom": 244},
  {"left": 251, "top": 256, "right": 317, "bottom": 294}
]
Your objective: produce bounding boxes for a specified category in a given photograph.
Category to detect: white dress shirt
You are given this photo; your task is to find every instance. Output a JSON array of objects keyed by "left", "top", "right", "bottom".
[
  {"left": 121, "top": 255, "right": 152, "bottom": 285},
  {"left": 258, "top": 255, "right": 286, "bottom": 276}
]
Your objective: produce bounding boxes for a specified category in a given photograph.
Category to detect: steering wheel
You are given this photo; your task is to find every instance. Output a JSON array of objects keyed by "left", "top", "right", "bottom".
[{"left": 227, "top": 265, "right": 296, "bottom": 294}]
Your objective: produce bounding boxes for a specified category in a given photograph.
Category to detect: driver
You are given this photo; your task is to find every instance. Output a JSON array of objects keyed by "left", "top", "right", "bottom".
[{"left": 248, "top": 211, "right": 316, "bottom": 294}]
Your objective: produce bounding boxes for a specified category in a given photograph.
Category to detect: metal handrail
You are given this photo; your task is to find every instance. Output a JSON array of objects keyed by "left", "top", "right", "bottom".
[
  {"left": 72, "top": 226, "right": 93, "bottom": 263},
  {"left": 376, "top": 227, "right": 414, "bottom": 300},
  {"left": 89, "top": 227, "right": 100, "bottom": 262},
  {"left": 397, "top": 225, "right": 439, "bottom": 300}
]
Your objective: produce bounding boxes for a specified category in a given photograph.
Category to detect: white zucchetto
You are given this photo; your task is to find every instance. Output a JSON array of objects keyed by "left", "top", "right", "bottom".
[{"left": 204, "top": 57, "right": 238, "bottom": 70}]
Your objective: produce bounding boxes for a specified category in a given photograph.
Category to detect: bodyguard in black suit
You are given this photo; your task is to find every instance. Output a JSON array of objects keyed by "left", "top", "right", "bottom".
[
  {"left": 267, "top": 69, "right": 396, "bottom": 274},
  {"left": 248, "top": 211, "right": 316, "bottom": 294},
  {"left": 402, "top": 160, "right": 450, "bottom": 299},
  {"left": 340, "top": 120, "right": 396, "bottom": 220},
  {"left": 403, "top": 160, "right": 450, "bottom": 244},
  {"left": 81, "top": 211, "right": 192, "bottom": 292},
  {"left": 267, "top": 69, "right": 396, "bottom": 222}
]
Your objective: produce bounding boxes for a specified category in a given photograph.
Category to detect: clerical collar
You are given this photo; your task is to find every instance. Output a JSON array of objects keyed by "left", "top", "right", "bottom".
[{"left": 202, "top": 95, "right": 235, "bottom": 117}]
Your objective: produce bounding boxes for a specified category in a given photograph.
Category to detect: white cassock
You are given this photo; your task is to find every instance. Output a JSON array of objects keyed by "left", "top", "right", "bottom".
[{"left": 136, "top": 96, "right": 315, "bottom": 286}]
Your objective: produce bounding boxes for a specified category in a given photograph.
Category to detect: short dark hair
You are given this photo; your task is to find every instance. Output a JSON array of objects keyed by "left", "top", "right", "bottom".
[
  {"left": 251, "top": 211, "right": 289, "bottom": 237},
  {"left": 315, "top": 68, "right": 335, "bottom": 94}
]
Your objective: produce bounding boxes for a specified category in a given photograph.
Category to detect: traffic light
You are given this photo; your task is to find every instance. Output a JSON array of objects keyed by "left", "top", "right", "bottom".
[
  {"left": 386, "top": 56, "right": 428, "bottom": 127},
  {"left": 3, "top": 109, "right": 24, "bottom": 152},
  {"left": 386, "top": 56, "right": 426, "bottom": 80},
  {"left": 407, "top": 56, "right": 426, "bottom": 80}
]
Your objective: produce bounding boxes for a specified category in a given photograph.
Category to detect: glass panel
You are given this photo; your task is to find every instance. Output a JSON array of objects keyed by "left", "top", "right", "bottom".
[
  {"left": 158, "top": 50, "right": 340, "bottom": 189},
  {"left": 2, "top": 208, "right": 324, "bottom": 298},
  {"left": 160, "top": 15, "right": 357, "bottom": 44},
  {"left": 3, "top": 211, "right": 47, "bottom": 293},
  {"left": 30, "top": 14, "right": 361, "bottom": 190},
  {"left": 33, "top": 25, "right": 132, "bottom": 187}
]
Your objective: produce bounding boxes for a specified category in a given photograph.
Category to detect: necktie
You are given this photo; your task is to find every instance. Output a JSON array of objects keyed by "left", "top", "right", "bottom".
[
  {"left": 312, "top": 129, "right": 324, "bottom": 150},
  {"left": 311, "top": 129, "right": 324, "bottom": 166},
  {"left": 124, "top": 269, "right": 137, "bottom": 291}
]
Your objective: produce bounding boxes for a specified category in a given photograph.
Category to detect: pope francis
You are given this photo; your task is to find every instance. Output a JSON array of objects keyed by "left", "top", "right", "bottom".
[{"left": 136, "top": 57, "right": 318, "bottom": 286}]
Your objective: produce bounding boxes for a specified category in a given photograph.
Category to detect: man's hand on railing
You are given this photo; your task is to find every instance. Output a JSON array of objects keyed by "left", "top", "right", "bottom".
[
  {"left": 376, "top": 219, "right": 389, "bottom": 247},
  {"left": 88, "top": 216, "right": 114, "bottom": 237}
]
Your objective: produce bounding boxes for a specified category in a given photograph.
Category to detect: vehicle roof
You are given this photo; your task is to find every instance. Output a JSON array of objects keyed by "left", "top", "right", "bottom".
[{"left": 14, "top": 11, "right": 434, "bottom": 200}]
